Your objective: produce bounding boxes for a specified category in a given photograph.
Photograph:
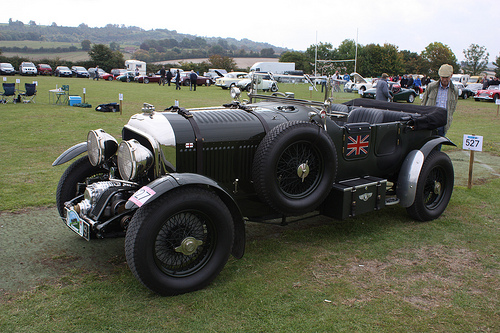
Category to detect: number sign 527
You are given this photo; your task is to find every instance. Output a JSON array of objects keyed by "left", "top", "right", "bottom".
[{"left": 463, "top": 134, "right": 483, "bottom": 152}]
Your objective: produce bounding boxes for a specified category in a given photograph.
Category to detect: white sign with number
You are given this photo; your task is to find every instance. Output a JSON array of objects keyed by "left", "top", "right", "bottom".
[
  {"left": 463, "top": 134, "right": 483, "bottom": 152},
  {"left": 119, "top": 93, "right": 123, "bottom": 101},
  {"left": 496, "top": 99, "right": 500, "bottom": 105}
]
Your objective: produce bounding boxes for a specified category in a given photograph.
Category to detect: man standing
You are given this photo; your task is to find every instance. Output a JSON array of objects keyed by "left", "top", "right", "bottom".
[
  {"left": 189, "top": 70, "right": 198, "bottom": 91},
  {"left": 166, "top": 69, "right": 173, "bottom": 86},
  {"left": 421, "top": 64, "right": 458, "bottom": 136},
  {"left": 376, "top": 73, "right": 391, "bottom": 102},
  {"left": 159, "top": 66, "right": 166, "bottom": 86},
  {"left": 94, "top": 65, "right": 99, "bottom": 81},
  {"left": 175, "top": 70, "right": 181, "bottom": 90}
]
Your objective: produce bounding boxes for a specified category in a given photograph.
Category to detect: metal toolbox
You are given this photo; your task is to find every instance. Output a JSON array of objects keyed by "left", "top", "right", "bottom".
[{"left": 322, "top": 176, "right": 387, "bottom": 220}]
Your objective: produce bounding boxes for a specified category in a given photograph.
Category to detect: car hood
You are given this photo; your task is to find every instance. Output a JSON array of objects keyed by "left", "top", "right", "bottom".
[{"left": 350, "top": 72, "right": 367, "bottom": 84}]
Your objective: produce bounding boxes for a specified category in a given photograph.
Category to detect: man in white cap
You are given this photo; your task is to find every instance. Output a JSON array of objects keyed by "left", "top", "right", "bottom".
[{"left": 421, "top": 64, "right": 458, "bottom": 136}]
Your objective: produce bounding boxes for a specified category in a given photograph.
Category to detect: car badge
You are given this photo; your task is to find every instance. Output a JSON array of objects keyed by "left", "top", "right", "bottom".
[
  {"left": 185, "top": 143, "right": 194, "bottom": 149},
  {"left": 359, "top": 193, "right": 373, "bottom": 202}
]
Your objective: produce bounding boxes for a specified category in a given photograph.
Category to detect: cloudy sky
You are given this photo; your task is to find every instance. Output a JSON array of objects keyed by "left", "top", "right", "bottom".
[{"left": 2, "top": 0, "right": 499, "bottom": 62}]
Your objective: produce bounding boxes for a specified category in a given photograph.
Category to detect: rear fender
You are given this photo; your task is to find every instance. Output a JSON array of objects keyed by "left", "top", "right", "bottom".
[
  {"left": 125, "top": 173, "right": 246, "bottom": 258},
  {"left": 52, "top": 142, "right": 87, "bottom": 166},
  {"left": 397, "top": 136, "right": 455, "bottom": 207}
]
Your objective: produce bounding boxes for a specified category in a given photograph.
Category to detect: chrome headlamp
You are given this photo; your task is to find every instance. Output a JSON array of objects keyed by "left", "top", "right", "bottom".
[
  {"left": 117, "top": 139, "right": 153, "bottom": 181},
  {"left": 87, "top": 129, "right": 118, "bottom": 166}
]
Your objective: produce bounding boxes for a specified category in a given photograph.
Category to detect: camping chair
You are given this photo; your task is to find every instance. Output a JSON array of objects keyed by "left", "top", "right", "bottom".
[
  {"left": 55, "top": 85, "right": 69, "bottom": 105},
  {"left": 19, "top": 83, "right": 37, "bottom": 103},
  {"left": 1, "top": 83, "right": 16, "bottom": 104}
]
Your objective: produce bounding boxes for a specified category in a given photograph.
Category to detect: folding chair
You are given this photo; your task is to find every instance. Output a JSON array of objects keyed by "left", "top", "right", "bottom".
[
  {"left": 55, "top": 85, "right": 69, "bottom": 105},
  {"left": 19, "top": 83, "right": 37, "bottom": 103},
  {"left": 1, "top": 83, "right": 16, "bottom": 104}
]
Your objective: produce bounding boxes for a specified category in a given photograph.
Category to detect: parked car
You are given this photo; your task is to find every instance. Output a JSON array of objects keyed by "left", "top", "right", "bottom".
[
  {"left": 0, "top": 62, "right": 16, "bottom": 75},
  {"left": 453, "top": 82, "right": 475, "bottom": 99},
  {"left": 215, "top": 71, "right": 248, "bottom": 89},
  {"left": 467, "top": 75, "right": 482, "bottom": 85},
  {"left": 53, "top": 90, "right": 454, "bottom": 296},
  {"left": 466, "top": 83, "right": 483, "bottom": 95},
  {"left": 19, "top": 62, "right": 37, "bottom": 75},
  {"left": 362, "top": 82, "right": 417, "bottom": 103},
  {"left": 54, "top": 66, "right": 72, "bottom": 77},
  {"left": 87, "top": 67, "right": 108, "bottom": 79},
  {"left": 236, "top": 73, "right": 278, "bottom": 92},
  {"left": 116, "top": 71, "right": 137, "bottom": 82},
  {"left": 111, "top": 68, "right": 127, "bottom": 78},
  {"left": 100, "top": 72, "right": 115, "bottom": 81},
  {"left": 474, "top": 85, "right": 500, "bottom": 102},
  {"left": 71, "top": 66, "right": 90, "bottom": 78},
  {"left": 135, "top": 74, "right": 162, "bottom": 84},
  {"left": 177, "top": 72, "right": 214, "bottom": 86},
  {"left": 37, "top": 64, "right": 53, "bottom": 75},
  {"left": 344, "top": 72, "right": 373, "bottom": 92}
]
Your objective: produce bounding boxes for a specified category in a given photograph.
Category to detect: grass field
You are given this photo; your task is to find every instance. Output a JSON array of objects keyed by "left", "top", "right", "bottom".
[{"left": 0, "top": 76, "right": 498, "bottom": 332}]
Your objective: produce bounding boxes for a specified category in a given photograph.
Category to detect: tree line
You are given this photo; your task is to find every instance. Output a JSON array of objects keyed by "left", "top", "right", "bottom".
[{"left": 280, "top": 39, "right": 497, "bottom": 79}]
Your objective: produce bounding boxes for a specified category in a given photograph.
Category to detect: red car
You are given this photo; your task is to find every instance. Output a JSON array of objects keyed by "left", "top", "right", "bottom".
[
  {"left": 178, "top": 72, "right": 214, "bottom": 86},
  {"left": 134, "top": 74, "right": 162, "bottom": 84},
  {"left": 100, "top": 72, "right": 115, "bottom": 81},
  {"left": 474, "top": 85, "right": 500, "bottom": 102},
  {"left": 37, "top": 64, "right": 52, "bottom": 75}
]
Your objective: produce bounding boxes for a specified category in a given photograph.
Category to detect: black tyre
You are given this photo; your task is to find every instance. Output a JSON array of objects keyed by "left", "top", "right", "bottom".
[
  {"left": 462, "top": 92, "right": 468, "bottom": 99},
  {"left": 252, "top": 121, "right": 337, "bottom": 216},
  {"left": 144, "top": 78, "right": 149, "bottom": 84},
  {"left": 271, "top": 84, "right": 278, "bottom": 92},
  {"left": 107, "top": 76, "right": 113, "bottom": 81},
  {"left": 55, "top": 156, "right": 108, "bottom": 218},
  {"left": 125, "top": 187, "right": 234, "bottom": 296},
  {"left": 407, "top": 93, "right": 415, "bottom": 103},
  {"left": 493, "top": 94, "right": 499, "bottom": 103},
  {"left": 184, "top": 79, "right": 190, "bottom": 86},
  {"left": 406, "top": 150, "right": 454, "bottom": 221},
  {"left": 126, "top": 77, "right": 131, "bottom": 83}
]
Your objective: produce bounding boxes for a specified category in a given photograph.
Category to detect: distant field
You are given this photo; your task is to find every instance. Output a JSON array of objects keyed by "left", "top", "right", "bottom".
[
  {"left": 0, "top": 40, "right": 78, "bottom": 48},
  {"left": 1, "top": 51, "right": 91, "bottom": 62}
]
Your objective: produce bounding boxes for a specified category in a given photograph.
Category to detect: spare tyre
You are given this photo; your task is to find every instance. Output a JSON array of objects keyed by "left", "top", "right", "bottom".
[{"left": 252, "top": 121, "right": 337, "bottom": 216}]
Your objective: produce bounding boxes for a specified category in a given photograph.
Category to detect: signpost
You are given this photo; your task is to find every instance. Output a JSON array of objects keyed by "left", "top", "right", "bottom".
[
  {"left": 463, "top": 134, "right": 483, "bottom": 189},
  {"left": 119, "top": 93, "right": 123, "bottom": 115}
]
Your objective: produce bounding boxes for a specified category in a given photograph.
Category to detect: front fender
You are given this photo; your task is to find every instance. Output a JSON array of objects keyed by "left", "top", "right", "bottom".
[
  {"left": 397, "top": 136, "right": 456, "bottom": 207},
  {"left": 52, "top": 142, "right": 87, "bottom": 166},
  {"left": 125, "top": 173, "right": 246, "bottom": 259}
]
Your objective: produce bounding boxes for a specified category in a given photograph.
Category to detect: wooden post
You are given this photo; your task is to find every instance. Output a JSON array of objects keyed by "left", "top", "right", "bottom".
[
  {"left": 83, "top": 88, "right": 86, "bottom": 104},
  {"left": 497, "top": 104, "right": 499, "bottom": 116},
  {"left": 467, "top": 150, "right": 474, "bottom": 189}
]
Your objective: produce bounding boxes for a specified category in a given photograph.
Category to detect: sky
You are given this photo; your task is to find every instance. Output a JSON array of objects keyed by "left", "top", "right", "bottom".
[{"left": 2, "top": 0, "right": 499, "bottom": 62}]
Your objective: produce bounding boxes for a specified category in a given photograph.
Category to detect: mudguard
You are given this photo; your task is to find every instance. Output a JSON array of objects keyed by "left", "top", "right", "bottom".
[
  {"left": 52, "top": 142, "right": 87, "bottom": 166},
  {"left": 397, "top": 136, "right": 455, "bottom": 207},
  {"left": 125, "top": 173, "right": 246, "bottom": 258}
]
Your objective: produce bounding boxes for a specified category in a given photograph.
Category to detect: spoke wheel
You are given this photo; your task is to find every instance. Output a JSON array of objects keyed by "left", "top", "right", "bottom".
[
  {"left": 407, "top": 150, "right": 454, "bottom": 221},
  {"left": 56, "top": 156, "right": 108, "bottom": 217},
  {"left": 125, "top": 187, "right": 234, "bottom": 295},
  {"left": 253, "top": 121, "right": 337, "bottom": 215}
]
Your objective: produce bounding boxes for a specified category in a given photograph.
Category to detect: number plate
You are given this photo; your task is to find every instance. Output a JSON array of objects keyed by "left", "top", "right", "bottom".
[{"left": 65, "top": 208, "right": 91, "bottom": 241}]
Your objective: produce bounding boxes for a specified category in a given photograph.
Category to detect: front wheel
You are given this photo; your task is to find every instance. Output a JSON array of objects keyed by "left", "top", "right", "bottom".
[
  {"left": 407, "top": 93, "right": 415, "bottom": 103},
  {"left": 406, "top": 150, "right": 454, "bottom": 221},
  {"left": 144, "top": 78, "right": 150, "bottom": 84},
  {"left": 56, "top": 156, "right": 108, "bottom": 217},
  {"left": 125, "top": 187, "right": 234, "bottom": 296},
  {"left": 270, "top": 84, "right": 278, "bottom": 92},
  {"left": 107, "top": 76, "right": 113, "bottom": 81}
]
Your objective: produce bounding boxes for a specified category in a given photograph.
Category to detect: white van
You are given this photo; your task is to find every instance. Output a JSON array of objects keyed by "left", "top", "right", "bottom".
[
  {"left": 451, "top": 74, "right": 470, "bottom": 85},
  {"left": 125, "top": 60, "right": 146, "bottom": 76}
]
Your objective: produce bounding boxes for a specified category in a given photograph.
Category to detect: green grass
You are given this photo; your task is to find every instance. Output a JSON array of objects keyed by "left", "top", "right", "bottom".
[{"left": 0, "top": 77, "right": 499, "bottom": 332}]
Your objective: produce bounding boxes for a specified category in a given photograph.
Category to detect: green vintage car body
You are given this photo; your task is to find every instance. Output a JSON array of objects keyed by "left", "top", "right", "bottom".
[{"left": 53, "top": 91, "right": 454, "bottom": 296}]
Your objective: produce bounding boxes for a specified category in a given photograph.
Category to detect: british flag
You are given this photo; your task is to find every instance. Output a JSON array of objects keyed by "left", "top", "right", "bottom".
[{"left": 346, "top": 135, "right": 370, "bottom": 156}]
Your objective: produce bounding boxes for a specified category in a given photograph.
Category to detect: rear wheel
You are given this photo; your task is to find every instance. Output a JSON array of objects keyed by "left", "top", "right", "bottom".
[
  {"left": 406, "top": 150, "right": 454, "bottom": 221},
  {"left": 107, "top": 76, "right": 113, "bottom": 81},
  {"left": 407, "top": 93, "right": 415, "bottom": 103},
  {"left": 125, "top": 187, "right": 234, "bottom": 296}
]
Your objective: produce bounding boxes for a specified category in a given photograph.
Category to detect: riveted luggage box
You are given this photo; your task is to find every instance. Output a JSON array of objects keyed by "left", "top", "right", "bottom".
[{"left": 322, "top": 176, "right": 386, "bottom": 220}]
